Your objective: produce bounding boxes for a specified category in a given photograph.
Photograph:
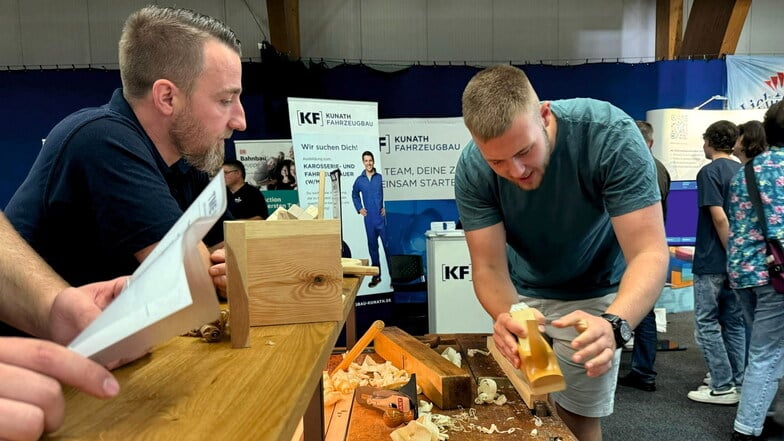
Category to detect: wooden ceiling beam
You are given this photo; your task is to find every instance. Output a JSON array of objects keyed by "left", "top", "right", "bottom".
[
  {"left": 678, "top": 0, "right": 751, "bottom": 59},
  {"left": 655, "top": 0, "right": 684, "bottom": 60},
  {"left": 266, "top": 0, "right": 300, "bottom": 59}
]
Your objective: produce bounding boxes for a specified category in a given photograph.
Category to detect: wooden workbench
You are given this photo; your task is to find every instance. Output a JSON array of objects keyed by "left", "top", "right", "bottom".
[
  {"left": 45, "top": 275, "right": 362, "bottom": 441},
  {"left": 327, "top": 334, "right": 576, "bottom": 441}
]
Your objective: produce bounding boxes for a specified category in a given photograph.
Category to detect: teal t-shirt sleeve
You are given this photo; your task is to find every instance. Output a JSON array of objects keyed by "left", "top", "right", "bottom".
[
  {"left": 595, "top": 118, "right": 660, "bottom": 217},
  {"left": 454, "top": 141, "right": 503, "bottom": 231}
]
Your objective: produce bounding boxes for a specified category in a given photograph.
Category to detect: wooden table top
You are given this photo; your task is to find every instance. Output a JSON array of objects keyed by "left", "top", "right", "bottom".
[{"left": 45, "top": 276, "right": 362, "bottom": 441}]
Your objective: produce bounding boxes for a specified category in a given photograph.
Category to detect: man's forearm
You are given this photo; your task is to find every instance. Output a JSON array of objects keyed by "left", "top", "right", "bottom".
[
  {"left": 606, "top": 249, "right": 669, "bottom": 328},
  {"left": 0, "top": 212, "right": 68, "bottom": 337},
  {"left": 472, "top": 265, "right": 520, "bottom": 321}
]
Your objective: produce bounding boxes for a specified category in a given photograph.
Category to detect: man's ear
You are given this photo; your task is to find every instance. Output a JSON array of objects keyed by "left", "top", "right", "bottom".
[
  {"left": 539, "top": 101, "right": 552, "bottom": 127},
  {"left": 151, "top": 79, "right": 177, "bottom": 116}
]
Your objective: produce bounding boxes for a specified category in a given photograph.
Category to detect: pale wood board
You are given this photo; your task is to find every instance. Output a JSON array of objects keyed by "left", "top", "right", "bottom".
[
  {"left": 45, "top": 276, "right": 362, "bottom": 441},
  {"left": 487, "top": 337, "right": 549, "bottom": 409},
  {"left": 324, "top": 393, "right": 355, "bottom": 441}
]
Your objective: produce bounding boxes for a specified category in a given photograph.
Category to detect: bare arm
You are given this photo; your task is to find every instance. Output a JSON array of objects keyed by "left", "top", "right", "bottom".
[
  {"left": 0, "top": 212, "right": 68, "bottom": 337},
  {"left": 465, "top": 222, "right": 543, "bottom": 367},
  {"left": 709, "top": 205, "right": 730, "bottom": 250},
  {"left": 553, "top": 203, "right": 669, "bottom": 376},
  {"left": 464, "top": 222, "right": 518, "bottom": 319}
]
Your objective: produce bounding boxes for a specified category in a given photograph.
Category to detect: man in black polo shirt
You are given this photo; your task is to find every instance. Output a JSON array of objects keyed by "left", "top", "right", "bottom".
[
  {"left": 223, "top": 159, "right": 269, "bottom": 220},
  {"left": 5, "top": 6, "right": 244, "bottom": 293}
]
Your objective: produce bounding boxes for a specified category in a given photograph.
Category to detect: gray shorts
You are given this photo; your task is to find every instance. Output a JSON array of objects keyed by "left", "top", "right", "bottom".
[{"left": 517, "top": 293, "right": 620, "bottom": 418}]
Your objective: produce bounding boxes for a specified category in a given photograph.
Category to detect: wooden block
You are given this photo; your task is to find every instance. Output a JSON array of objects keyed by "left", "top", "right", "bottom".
[
  {"left": 268, "top": 206, "right": 294, "bottom": 221},
  {"left": 341, "top": 258, "right": 379, "bottom": 276},
  {"left": 225, "top": 220, "right": 343, "bottom": 348},
  {"left": 373, "top": 327, "right": 472, "bottom": 409},
  {"left": 305, "top": 205, "right": 319, "bottom": 219},
  {"left": 288, "top": 204, "right": 314, "bottom": 220}
]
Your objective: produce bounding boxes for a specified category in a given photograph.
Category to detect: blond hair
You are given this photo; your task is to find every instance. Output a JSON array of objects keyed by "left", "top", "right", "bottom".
[
  {"left": 119, "top": 5, "right": 241, "bottom": 101},
  {"left": 462, "top": 65, "right": 540, "bottom": 142}
]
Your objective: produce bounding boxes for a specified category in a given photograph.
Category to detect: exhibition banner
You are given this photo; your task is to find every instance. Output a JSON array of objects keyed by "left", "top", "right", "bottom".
[
  {"left": 378, "top": 117, "right": 470, "bottom": 201},
  {"left": 233, "top": 139, "right": 298, "bottom": 212},
  {"left": 647, "top": 108, "right": 765, "bottom": 181},
  {"left": 287, "top": 97, "right": 389, "bottom": 295},
  {"left": 727, "top": 55, "right": 784, "bottom": 110}
]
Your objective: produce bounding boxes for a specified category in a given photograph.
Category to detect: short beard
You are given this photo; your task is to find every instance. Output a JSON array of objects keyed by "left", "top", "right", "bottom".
[
  {"left": 170, "top": 100, "right": 226, "bottom": 175},
  {"left": 183, "top": 146, "right": 224, "bottom": 175}
]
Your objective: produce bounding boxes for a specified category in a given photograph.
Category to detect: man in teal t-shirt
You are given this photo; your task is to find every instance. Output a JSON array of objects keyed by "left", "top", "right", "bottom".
[{"left": 455, "top": 65, "right": 669, "bottom": 441}]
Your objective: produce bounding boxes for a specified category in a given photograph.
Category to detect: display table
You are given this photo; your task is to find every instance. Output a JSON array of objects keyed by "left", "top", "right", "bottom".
[
  {"left": 45, "top": 275, "right": 363, "bottom": 441},
  {"left": 425, "top": 230, "right": 493, "bottom": 333}
]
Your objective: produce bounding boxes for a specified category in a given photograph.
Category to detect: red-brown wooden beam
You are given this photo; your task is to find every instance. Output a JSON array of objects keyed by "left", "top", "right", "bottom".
[
  {"left": 655, "top": 0, "right": 683, "bottom": 60},
  {"left": 678, "top": 0, "right": 751, "bottom": 58},
  {"left": 266, "top": 0, "right": 300, "bottom": 59}
]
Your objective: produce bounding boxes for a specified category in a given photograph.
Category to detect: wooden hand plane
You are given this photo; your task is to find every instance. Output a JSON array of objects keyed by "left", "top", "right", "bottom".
[
  {"left": 487, "top": 307, "right": 566, "bottom": 409},
  {"left": 511, "top": 307, "right": 566, "bottom": 395}
]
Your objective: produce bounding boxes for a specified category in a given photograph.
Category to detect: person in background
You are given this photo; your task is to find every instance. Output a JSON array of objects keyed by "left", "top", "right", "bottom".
[
  {"left": 617, "top": 120, "right": 671, "bottom": 392},
  {"left": 688, "top": 120, "right": 746, "bottom": 405},
  {"left": 732, "top": 120, "right": 768, "bottom": 354},
  {"left": 455, "top": 65, "right": 668, "bottom": 441},
  {"left": 4, "top": 6, "right": 244, "bottom": 299},
  {"left": 734, "top": 120, "right": 768, "bottom": 165},
  {"left": 223, "top": 159, "right": 269, "bottom": 220},
  {"left": 727, "top": 102, "right": 784, "bottom": 441},
  {"left": 352, "top": 150, "right": 390, "bottom": 288},
  {"left": 0, "top": 211, "right": 124, "bottom": 440}
]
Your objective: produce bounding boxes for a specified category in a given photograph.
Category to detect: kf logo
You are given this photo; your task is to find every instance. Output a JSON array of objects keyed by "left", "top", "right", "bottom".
[
  {"left": 298, "top": 111, "right": 323, "bottom": 126},
  {"left": 442, "top": 265, "right": 471, "bottom": 281},
  {"left": 380, "top": 135, "right": 391, "bottom": 154}
]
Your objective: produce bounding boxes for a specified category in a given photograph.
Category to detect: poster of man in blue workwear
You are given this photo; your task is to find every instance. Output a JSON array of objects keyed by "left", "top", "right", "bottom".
[{"left": 352, "top": 150, "right": 390, "bottom": 288}]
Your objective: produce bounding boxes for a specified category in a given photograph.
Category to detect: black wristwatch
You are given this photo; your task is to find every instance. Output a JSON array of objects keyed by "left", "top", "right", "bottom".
[{"left": 601, "top": 313, "right": 633, "bottom": 348}]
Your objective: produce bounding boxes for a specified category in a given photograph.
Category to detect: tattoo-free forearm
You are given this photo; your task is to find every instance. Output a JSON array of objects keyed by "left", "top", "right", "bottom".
[{"left": 0, "top": 212, "right": 68, "bottom": 337}]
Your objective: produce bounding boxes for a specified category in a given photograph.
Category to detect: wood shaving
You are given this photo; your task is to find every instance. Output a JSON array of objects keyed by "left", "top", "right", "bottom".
[
  {"left": 440, "top": 347, "right": 462, "bottom": 367},
  {"left": 324, "top": 356, "right": 412, "bottom": 403},
  {"left": 406, "top": 406, "right": 523, "bottom": 438},
  {"left": 466, "top": 348, "right": 490, "bottom": 357},
  {"left": 390, "top": 413, "right": 448, "bottom": 441},
  {"left": 474, "top": 378, "right": 507, "bottom": 405}
]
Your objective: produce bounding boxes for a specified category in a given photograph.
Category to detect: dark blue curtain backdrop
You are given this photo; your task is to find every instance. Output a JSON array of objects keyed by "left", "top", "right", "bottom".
[{"left": 0, "top": 59, "right": 726, "bottom": 207}]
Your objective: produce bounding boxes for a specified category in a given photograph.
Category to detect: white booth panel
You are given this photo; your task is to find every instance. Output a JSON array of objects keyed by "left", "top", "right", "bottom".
[{"left": 426, "top": 231, "right": 493, "bottom": 334}]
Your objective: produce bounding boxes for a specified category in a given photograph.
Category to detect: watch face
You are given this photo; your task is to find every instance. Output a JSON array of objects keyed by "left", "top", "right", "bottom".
[{"left": 619, "top": 322, "right": 633, "bottom": 341}]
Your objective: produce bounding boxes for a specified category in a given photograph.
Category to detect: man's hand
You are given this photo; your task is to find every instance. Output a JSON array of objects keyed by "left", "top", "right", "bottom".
[
  {"left": 358, "top": 208, "right": 367, "bottom": 217},
  {"left": 551, "top": 310, "right": 616, "bottom": 377},
  {"left": 208, "top": 248, "right": 227, "bottom": 298},
  {"left": 47, "top": 277, "right": 128, "bottom": 346},
  {"left": 0, "top": 338, "right": 120, "bottom": 441},
  {"left": 492, "top": 307, "right": 546, "bottom": 369}
]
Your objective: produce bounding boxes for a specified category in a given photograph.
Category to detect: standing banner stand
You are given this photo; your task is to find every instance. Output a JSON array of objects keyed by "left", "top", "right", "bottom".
[{"left": 287, "top": 97, "right": 389, "bottom": 296}]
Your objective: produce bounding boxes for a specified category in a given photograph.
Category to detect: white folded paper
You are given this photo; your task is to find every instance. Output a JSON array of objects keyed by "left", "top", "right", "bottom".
[{"left": 69, "top": 170, "right": 227, "bottom": 365}]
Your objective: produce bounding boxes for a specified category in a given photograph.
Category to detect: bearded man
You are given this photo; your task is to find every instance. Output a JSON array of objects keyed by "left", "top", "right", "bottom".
[{"left": 5, "top": 6, "right": 244, "bottom": 294}]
